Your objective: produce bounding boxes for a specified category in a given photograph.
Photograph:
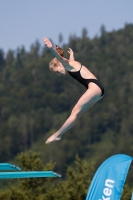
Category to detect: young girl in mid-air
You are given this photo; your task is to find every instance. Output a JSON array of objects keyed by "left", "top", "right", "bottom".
[{"left": 43, "top": 37, "right": 104, "bottom": 144}]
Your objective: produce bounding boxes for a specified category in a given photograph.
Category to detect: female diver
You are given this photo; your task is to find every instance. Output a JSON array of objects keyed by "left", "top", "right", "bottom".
[{"left": 43, "top": 37, "right": 104, "bottom": 144}]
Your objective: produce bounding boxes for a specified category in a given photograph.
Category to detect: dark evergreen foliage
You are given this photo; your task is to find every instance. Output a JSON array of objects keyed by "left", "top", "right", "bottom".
[{"left": 0, "top": 24, "right": 133, "bottom": 198}]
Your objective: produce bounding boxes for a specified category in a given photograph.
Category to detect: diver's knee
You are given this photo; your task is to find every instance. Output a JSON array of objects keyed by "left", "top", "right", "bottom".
[{"left": 71, "top": 107, "right": 81, "bottom": 117}]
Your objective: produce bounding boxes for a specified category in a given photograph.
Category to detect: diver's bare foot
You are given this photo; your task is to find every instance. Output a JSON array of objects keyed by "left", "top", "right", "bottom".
[{"left": 45, "top": 134, "right": 61, "bottom": 144}]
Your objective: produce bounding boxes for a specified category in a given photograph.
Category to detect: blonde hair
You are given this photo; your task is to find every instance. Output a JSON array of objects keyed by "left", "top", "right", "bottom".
[
  {"left": 49, "top": 57, "right": 59, "bottom": 71},
  {"left": 49, "top": 45, "right": 64, "bottom": 72}
]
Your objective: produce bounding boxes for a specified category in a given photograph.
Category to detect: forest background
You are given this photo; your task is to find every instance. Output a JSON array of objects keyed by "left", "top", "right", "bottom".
[{"left": 0, "top": 24, "right": 133, "bottom": 199}]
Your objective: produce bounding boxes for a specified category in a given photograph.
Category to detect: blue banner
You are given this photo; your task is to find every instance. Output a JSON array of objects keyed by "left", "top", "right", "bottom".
[
  {"left": 131, "top": 192, "right": 133, "bottom": 200},
  {"left": 86, "top": 154, "right": 132, "bottom": 200}
]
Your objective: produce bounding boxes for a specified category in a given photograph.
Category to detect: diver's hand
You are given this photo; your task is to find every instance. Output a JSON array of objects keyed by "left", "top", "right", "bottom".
[
  {"left": 43, "top": 37, "right": 53, "bottom": 48},
  {"left": 68, "top": 48, "right": 74, "bottom": 60}
]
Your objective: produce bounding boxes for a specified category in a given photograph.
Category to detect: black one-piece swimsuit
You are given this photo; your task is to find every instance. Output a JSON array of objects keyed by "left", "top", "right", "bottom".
[{"left": 67, "top": 64, "right": 104, "bottom": 97}]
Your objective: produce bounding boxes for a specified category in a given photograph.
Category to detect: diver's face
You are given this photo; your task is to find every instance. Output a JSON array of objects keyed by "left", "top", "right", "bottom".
[{"left": 53, "top": 63, "right": 67, "bottom": 76}]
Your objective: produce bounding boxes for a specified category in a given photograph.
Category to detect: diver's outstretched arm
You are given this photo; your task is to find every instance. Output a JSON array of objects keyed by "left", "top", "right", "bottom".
[
  {"left": 43, "top": 37, "right": 72, "bottom": 70},
  {"left": 68, "top": 48, "right": 75, "bottom": 61}
]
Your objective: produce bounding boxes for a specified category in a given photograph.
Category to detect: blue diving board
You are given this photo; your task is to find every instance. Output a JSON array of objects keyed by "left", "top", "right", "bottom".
[
  {"left": 0, "top": 171, "right": 61, "bottom": 179},
  {"left": 0, "top": 163, "right": 21, "bottom": 171}
]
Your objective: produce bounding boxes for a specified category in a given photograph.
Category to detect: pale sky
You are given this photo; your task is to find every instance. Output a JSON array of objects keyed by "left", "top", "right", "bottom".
[{"left": 0, "top": 0, "right": 133, "bottom": 53}]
